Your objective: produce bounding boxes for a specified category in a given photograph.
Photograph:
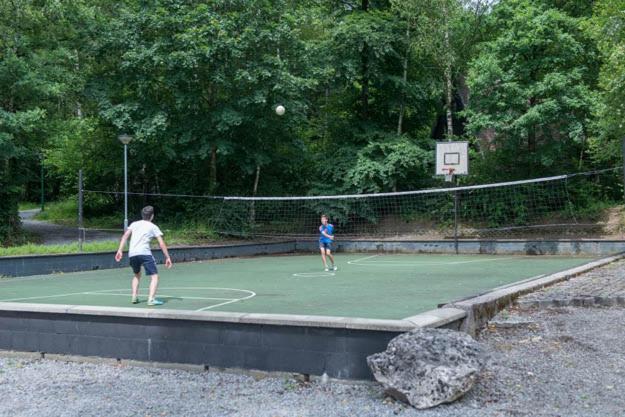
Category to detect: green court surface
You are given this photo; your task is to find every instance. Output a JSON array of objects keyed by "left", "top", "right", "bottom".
[{"left": 0, "top": 253, "right": 596, "bottom": 320}]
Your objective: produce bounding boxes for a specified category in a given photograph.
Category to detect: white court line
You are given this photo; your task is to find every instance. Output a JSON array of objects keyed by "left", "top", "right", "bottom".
[
  {"left": 196, "top": 293, "right": 256, "bottom": 312},
  {"left": 348, "top": 257, "right": 519, "bottom": 267},
  {"left": 83, "top": 292, "right": 234, "bottom": 301},
  {"left": 346, "top": 254, "right": 380, "bottom": 265},
  {"left": 87, "top": 287, "right": 257, "bottom": 311},
  {"left": 0, "top": 291, "right": 89, "bottom": 302},
  {"left": 0, "top": 287, "right": 257, "bottom": 312},
  {"left": 91, "top": 287, "right": 254, "bottom": 293},
  {"left": 292, "top": 272, "right": 336, "bottom": 278}
]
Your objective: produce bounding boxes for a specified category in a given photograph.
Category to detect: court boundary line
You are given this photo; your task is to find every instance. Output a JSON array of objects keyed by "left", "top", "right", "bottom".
[
  {"left": 0, "top": 286, "right": 256, "bottom": 312},
  {"left": 347, "top": 255, "right": 521, "bottom": 266}
]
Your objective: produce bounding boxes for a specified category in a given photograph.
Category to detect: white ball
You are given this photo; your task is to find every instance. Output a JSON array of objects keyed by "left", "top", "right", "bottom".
[{"left": 275, "top": 105, "right": 285, "bottom": 116}]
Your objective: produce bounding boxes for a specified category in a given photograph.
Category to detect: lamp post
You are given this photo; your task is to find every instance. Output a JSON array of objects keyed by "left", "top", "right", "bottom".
[
  {"left": 40, "top": 154, "right": 45, "bottom": 212},
  {"left": 118, "top": 134, "right": 133, "bottom": 231}
]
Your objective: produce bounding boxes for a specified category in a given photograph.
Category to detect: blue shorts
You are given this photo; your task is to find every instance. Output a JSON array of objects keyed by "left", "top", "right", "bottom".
[
  {"left": 129, "top": 255, "right": 158, "bottom": 276},
  {"left": 319, "top": 241, "right": 333, "bottom": 251}
]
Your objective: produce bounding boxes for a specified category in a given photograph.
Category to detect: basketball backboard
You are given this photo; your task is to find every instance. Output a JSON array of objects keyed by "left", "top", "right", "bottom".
[{"left": 436, "top": 141, "right": 468, "bottom": 176}]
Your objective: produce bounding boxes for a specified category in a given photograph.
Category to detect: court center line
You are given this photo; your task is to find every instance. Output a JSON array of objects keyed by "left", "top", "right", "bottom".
[
  {"left": 346, "top": 254, "right": 379, "bottom": 265},
  {"left": 196, "top": 299, "right": 244, "bottom": 312},
  {"left": 196, "top": 291, "right": 256, "bottom": 312}
]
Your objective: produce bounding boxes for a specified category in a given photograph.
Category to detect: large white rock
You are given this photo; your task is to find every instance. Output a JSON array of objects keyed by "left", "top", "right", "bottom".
[{"left": 367, "top": 328, "right": 484, "bottom": 409}]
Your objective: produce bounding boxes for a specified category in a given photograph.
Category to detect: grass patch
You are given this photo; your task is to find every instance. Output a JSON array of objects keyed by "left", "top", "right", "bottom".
[
  {"left": 161, "top": 222, "right": 219, "bottom": 245},
  {"left": 19, "top": 202, "right": 40, "bottom": 211},
  {"left": 34, "top": 198, "right": 120, "bottom": 229},
  {"left": 0, "top": 241, "right": 120, "bottom": 257},
  {"left": 568, "top": 200, "right": 620, "bottom": 221},
  {"left": 2, "top": 221, "right": 222, "bottom": 256}
]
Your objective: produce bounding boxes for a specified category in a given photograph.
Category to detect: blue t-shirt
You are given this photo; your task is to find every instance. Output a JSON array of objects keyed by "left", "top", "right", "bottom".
[{"left": 319, "top": 224, "right": 334, "bottom": 243}]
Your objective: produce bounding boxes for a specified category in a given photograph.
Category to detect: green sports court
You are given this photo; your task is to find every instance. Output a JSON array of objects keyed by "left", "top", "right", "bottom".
[{"left": 0, "top": 253, "right": 597, "bottom": 320}]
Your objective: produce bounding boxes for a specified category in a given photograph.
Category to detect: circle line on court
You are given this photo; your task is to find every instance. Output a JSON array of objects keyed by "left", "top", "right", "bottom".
[
  {"left": 292, "top": 272, "right": 336, "bottom": 278},
  {"left": 0, "top": 286, "right": 256, "bottom": 312}
]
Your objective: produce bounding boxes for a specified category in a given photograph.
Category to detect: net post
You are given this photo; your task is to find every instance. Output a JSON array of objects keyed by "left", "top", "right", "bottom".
[
  {"left": 78, "top": 169, "right": 84, "bottom": 252},
  {"left": 454, "top": 190, "right": 459, "bottom": 255}
]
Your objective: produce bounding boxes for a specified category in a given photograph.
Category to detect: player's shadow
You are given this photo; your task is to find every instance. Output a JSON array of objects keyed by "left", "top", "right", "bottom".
[{"left": 158, "top": 296, "right": 183, "bottom": 304}]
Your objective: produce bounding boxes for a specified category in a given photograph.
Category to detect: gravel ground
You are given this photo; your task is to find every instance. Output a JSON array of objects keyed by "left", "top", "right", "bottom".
[
  {"left": 2, "top": 306, "right": 624, "bottom": 417},
  {"left": 3, "top": 263, "right": 625, "bottom": 417}
]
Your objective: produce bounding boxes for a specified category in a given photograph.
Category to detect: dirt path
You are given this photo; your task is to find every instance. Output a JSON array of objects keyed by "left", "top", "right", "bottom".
[{"left": 19, "top": 209, "right": 119, "bottom": 245}]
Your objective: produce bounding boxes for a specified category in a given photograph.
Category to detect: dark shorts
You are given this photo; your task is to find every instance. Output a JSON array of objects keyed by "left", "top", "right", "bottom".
[
  {"left": 129, "top": 255, "right": 158, "bottom": 276},
  {"left": 319, "top": 241, "right": 333, "bottom": 251}
]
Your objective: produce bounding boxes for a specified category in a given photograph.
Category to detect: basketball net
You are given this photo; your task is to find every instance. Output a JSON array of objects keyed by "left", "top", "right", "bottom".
[{"left": 443, "top": 167, "right": 455, "bottom": 183}]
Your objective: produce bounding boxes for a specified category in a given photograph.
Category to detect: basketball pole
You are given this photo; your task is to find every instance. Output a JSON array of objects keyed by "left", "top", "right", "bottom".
[{"left": 622, "top": 136, "right": 625, "bottom": 204}]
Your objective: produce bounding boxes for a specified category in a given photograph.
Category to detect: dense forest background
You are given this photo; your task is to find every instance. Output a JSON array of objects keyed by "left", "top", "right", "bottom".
[{"left": 1, "top": 0, "right": 624, "bottom": 244}]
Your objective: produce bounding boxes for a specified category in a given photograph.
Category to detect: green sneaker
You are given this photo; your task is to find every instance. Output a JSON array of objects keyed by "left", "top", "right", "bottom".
[
  {"left": 147, "top": 298, "right": 164, "bottom": 306},
  {"left": 131, "top": 297, "right": 139, "bottom": 304}
]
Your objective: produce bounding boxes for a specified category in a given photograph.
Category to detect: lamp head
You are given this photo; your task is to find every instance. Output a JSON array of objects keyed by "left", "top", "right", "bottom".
[{"left": 118, "top": 134, "right": 133, "bottom": 145}]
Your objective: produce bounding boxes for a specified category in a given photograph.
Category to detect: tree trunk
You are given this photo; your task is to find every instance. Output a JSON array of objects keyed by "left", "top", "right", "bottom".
[
  {"left": 75, "top": 50, "right": 82, "bottom": 118},
  {"left": 360, "top": 0, "right": 369, "bottom": 119},
  {"left": 528, "top": 97, "right": 536, "bottom": 176},
  {"left": 444, "top": 25, "right": 453, "bottom": 138},
  {"left": 209, "top": 144, "right": 217, "bottom": 193},
  {"left": 397, "top": 26, "right": 410, "bottom": 136},
  {"left": 252, "top": 165, "right": 261, "bottom": 197},
  {"left": 249, "top": 165, "right": 261, "bottom": 226},
  {"left": 528, "top": 97, "right": 536, "bottom": 155}
]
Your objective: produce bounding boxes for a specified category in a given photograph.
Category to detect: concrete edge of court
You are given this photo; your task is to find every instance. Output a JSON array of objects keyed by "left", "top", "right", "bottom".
[
  {"left": 0, "top": 301, "right": 468, "bottom": 332},
  {"left": 444, "top": 251, "right": 625, "bottom": 336}
]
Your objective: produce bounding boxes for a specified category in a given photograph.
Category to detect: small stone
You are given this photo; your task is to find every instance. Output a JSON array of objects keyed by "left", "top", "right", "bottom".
[{"left": 320, "top": 373, "right": 329, "bottom": 385}]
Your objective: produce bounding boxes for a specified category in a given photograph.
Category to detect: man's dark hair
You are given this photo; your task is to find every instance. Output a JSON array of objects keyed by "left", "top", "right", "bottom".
[
  {"left": 141, "top": 206, "right": 154, "bottom": 220},
  {"left": 321, "top": 214, "right": 328, "bottom": 219}
]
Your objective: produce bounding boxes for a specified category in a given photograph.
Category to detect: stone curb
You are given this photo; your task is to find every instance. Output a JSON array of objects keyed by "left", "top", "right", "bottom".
[
  {"left": 518, "top": 295, "right": 625, "bottom": 309},
  {"left": 444, "top": 252, "right": 625, "bottom": 336},
  {"left": 0, "top": 302, "right": 466, "bottom": 332}
]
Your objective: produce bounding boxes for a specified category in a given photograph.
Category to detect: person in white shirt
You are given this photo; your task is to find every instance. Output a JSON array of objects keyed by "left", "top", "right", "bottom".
[{"left": 115, "top": 206, "right": 172, "bottom": 306}]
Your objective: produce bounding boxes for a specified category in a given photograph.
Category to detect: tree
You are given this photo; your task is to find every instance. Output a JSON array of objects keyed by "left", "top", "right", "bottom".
[
  {"left": 391, "top": 0, "right": 491, "bottom": 138},
  {"left": 464, "top": 0, "right": 599, "bottom": 179},
  {"left": 587, "top": 0, "right": 625, "bottom": 167},
  {"left": 85, "top": 0, "right": 315, "bottom": 200},
  {"left": 0, "top": 0, "right": 89, "bottom": 244}
]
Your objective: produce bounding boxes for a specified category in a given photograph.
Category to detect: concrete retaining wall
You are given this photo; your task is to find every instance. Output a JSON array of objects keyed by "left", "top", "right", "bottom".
[
  {"left": 0, "top": 241, "right": 296, "bottom": 277},
  {"left": 296, "top": 239, "right": 625, "bottom": 256},
  {"left": 0, "top": 304, "right": 466, "bottom": 379}
]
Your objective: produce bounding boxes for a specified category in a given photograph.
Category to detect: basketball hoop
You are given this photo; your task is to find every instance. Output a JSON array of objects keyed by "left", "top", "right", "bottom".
[{"left": 442, "top": 167, "right": 455, "bottom": 182}]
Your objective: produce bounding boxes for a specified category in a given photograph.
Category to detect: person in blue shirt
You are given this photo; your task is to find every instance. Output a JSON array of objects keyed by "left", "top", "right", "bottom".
[{"left": 319, "top": 214, "right": 337, "bottom": 272}]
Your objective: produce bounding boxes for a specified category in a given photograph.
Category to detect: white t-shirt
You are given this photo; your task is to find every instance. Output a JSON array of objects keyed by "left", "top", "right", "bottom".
[{"left": 128, "top": 220, "right": 163, "bottom": 257}]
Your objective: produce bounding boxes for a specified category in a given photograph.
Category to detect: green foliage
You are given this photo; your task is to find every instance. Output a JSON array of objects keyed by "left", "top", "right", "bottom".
[
  {"left": 342, "top": 133, "right": 433, "bottom": 193},
  {"left": 586, "top": 0, "right": 625, "bottom": 167},
  {"left": 464, "top": 0, "right": 600, "bottom": 179},
  {"left": 1, "top": 0, "right": 621, "bottom": 245}
]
